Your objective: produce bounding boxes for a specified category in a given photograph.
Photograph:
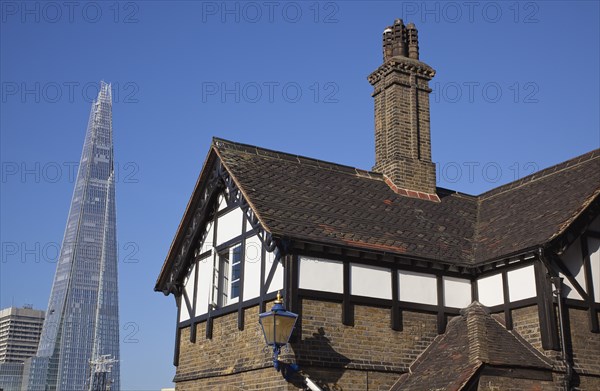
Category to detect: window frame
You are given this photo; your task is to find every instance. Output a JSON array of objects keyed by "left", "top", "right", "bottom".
[{"left": 211, "top": 244, "right": 242, "bottom": 308}]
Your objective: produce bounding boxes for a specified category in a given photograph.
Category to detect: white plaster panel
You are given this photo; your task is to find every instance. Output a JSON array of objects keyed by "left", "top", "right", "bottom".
[
  {"left": 184, "top": 263, "right": 196, "bottom": 303},
  {"left": 243, "top": 235, "right": 262, "bottom": 300},
  {"left": 266, "top": 250, "right": 284, "bottom": 293},
  {"left": 477, "top": 274, "right": 504, "bottom": 307},
  {"left": 179, "top": 265, "right": 196, "bottom": 322},
  {"left": 216, "top": 207, "right": 243, "bottom": 246},
  {"left": 179, "top": 301, "right": 190, "bottom": 323},
  {"left": 399, "top": 270, "right": 437, "bottom": 305},
  {"left": 217, "top": 194, "right": 227, "bottom": 211},
  {"left": 588, "top": 237, "right": 600, "bottom": 303},
  {"left": 201, "top": 221, "right": 214, "bottom": 254},
  {"left": 507, "top": 265, "right": 536, "bottom": 302},
  {"left": 560, "top": 238, "right": 586, "bottom": 300},
  {"left": 299, "top": 257, "right": 343, "bottom": 293},
  {"left": 350, "top": 264, "right": 392, "bottom": 299},
  {"left": 179, "top": 265, "right": 195, "bottom": 322},
  {"left": 559, "top": 271, "right": 583, "bottom": 300},
  {"left": 195, "top": 253, "right": 214, "bottom": 316},
  {"left": 443, "top": 276, "right": 472, "bottom": 308},
  {"left": 244, "top": 233, "right": 261, "bottom": 264}
]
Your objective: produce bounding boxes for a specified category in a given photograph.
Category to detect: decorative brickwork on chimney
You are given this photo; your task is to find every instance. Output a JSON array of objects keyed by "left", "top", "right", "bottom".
[{"left": 369, "top": 19, "right": 437, "bottom": 196}]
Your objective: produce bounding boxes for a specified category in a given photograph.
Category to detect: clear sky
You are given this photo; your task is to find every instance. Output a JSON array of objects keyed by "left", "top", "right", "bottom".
[{"left": 1, "top": 1, "right": 599, "bottom": 390}]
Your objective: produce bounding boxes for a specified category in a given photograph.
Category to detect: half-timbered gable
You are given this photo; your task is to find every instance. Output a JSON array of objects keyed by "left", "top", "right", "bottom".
[
  {"left": 156, "top": 149, "right": 286, "bottom": 350},
  {"left": 155, "top": 18, "right": 600, "bottom": 391}
]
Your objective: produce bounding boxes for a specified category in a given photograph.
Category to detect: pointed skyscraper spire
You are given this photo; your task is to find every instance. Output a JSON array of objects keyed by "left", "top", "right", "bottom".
[{"left": 23, "top": 81, "right": 120, "bottom": 391}]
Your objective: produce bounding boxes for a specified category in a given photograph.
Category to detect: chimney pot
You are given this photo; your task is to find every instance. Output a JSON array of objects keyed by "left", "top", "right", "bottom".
[{"left": 407, "top": 23, "right": 419, "bottom": 59}]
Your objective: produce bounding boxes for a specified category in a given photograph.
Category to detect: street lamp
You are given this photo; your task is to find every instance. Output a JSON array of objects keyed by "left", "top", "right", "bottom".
[{"left": 258, "top": 291, "right": 298, "bottom": 371}]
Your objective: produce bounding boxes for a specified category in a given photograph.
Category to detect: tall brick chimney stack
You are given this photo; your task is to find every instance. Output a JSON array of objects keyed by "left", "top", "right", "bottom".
[{"left": 369, "top": 19, "right": 437, "bottom": 197}]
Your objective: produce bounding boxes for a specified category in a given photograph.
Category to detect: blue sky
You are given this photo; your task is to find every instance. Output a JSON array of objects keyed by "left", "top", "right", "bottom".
[{"left": 1, "top": 1, "right": 599, "bottom": 390}]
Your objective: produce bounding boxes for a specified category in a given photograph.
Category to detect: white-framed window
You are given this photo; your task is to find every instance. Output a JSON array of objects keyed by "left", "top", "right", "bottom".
[
  {"left": 211, "top": 244, "right": 242, "bottom": 308},
  {"left": 230, "top": 245, "right": 242, "bottom": 301}
]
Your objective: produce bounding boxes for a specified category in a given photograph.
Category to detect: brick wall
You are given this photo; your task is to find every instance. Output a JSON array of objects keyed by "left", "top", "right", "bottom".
[
  {"left": 295, "top": 299, "right": 437, "bottom": 372},
  {"left": 176, "top": 305, "right": 276, "bottom": 384},
  {"left": 477, "top": 374, "right": 555, "bottom": 391},
  {"left": 478, "top": 372, "right": 600, "bottom": 391},
  {"left": 575, "top": 375, "right": 600, "bottom": 391},
  {"left": 174, "top": 301, "right": 598, "bottom": 390},
  {"left": 512, "top": 305, "right": 545, "bottom": 352},
  {"left": 174, "top": 300, "right": 438, "bottom": 390},
  {"left": 568, "top": 308, "right": 600, "bottom": 376},
  {"left": 509, "top": 305, "right": 600, "bottom": 390},
  {"left": 176, "top": 367, "right": 296, "bottom": 391},
  {"left": 295, "top": 366, "right": 400, "bottom": 391}
]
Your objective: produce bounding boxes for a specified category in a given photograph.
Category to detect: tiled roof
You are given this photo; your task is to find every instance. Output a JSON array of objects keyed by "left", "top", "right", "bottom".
[
  {"left": 213, "top": 138, "right": 599, "bottom": 266},
  {"left": 475, "top": 150, "right": 600, "bottom": 261},
  {"left": 389, "top": 302, "right": 552, "bottom": 391},
  {"left": 214, "top": 139, "right": 478, "bottom": 265}
]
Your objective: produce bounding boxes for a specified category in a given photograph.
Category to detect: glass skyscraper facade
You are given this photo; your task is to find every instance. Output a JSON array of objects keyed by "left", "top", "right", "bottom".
[{"left": 24, "top": 82, "right": 120, "bottom": 391}]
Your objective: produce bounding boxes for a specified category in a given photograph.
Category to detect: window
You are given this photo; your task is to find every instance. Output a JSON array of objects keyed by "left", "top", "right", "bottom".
[
  {"left": 211, "top": 244, "right": 242, "bottom": 308},
  {"left": 230, "top": 245, "right": 242, "bottom": 301}
]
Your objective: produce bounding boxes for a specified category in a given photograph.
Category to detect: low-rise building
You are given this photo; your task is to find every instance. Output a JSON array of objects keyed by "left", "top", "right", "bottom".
[
  {"left": 155, "top": 19, "right": 600, "bottom": 391},
  {"left": 0, "top": 306, "right": 44, "bottom": 391}
]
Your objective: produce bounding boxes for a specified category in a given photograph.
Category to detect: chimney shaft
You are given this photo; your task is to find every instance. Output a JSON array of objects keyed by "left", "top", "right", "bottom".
[{"left": 369, "top": 20, "right": 437, "bottom": 196}]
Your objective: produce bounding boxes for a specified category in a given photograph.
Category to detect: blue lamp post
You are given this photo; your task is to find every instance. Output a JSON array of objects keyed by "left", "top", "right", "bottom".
[{"left": 258, "top": 291, "right": 298, "bottom": 371}]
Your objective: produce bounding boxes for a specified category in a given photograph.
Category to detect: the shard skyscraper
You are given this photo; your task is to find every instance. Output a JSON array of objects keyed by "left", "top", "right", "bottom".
[{"left": 23, "top": 82, "right": 120, "bottom": 391}]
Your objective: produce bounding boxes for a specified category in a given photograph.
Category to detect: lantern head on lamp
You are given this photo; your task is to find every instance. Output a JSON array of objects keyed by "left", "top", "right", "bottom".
[{"left": 258, "top": 291, "right": 298, "bottom": 371}]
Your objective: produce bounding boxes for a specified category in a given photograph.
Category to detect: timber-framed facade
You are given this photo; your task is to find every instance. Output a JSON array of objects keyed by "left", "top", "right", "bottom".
[{"left": 155, "top": 19, "right": 600, "bottom": 391}]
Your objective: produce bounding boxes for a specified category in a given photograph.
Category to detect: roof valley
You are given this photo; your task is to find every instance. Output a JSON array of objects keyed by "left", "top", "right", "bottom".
[{"left": 471, "top": 198, "right": 483, "bottom": 264}]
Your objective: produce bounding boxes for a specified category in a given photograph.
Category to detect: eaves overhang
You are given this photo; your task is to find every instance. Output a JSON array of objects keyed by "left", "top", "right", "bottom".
[
  {"left": 156, "top": 141, "right": 600, "bottom": 293},
  {"left": 545, "top": 191, "right": 600, "bottom": 255},
  {"left": 155, "top": 139, "right": 276, "bottom": 296},
  {"left": 154, "top": 146, "right": 219, "bottom": 294}
]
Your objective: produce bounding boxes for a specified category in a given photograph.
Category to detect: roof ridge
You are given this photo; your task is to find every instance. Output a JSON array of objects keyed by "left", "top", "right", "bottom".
[
  {"left": 479, "top": 149, "right": 599, "bottom": 201},
  {"left": 472, "top": 197, "right": 483, "bottom": 262},
  {"left": 465, "top": 302, "right": 489, "bottom": 364},
  {"left": 506, "top": 328, "right": 554, "bottom": 369},
  {"left": 466, "top": 302, "right": 552, "bottom": 369},
  {"left": 212, "top": 137, "right": 384, "bottom": 180},
  {"left": 490, "top": 314, "right": 554, "bottom": 369}
]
